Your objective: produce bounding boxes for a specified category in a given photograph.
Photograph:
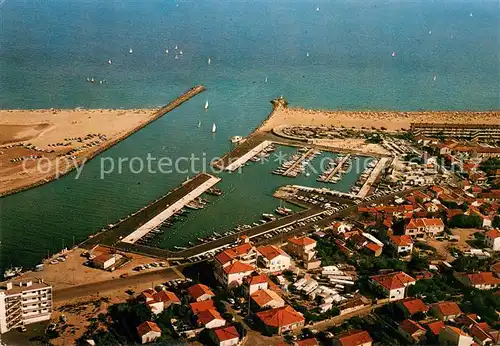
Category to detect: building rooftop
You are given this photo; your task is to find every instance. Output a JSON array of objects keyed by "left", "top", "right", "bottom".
[
  {"left": 425, "top": 320, "right": 445, "bottom": 336},
  {"left": 334, "top": 329, "right": 373, "bottom": 346},
  {"left": 400, "top": 298, "right": 428, "bottom": 315},
  {"left": 255, "top": 305, "right": 304, "bottom": 328},
  {"left": 212, "top": 325, "right": 239, "bottom": 342},
  {"left": 223, "top": 261, "right": 255, "bottom": 274},
  {"left": 370, "top": 271, "right": 416, "bottom": 290},
  {"left": 190, "top": 299, "right": 215, "bottom": 315},
  {"left": 390, "top": 235, "right": 413, "bottom": 247},
  {"left": 0, "top": 280, "right": 51, "bottom": 295},
  {"left": 257, "top": 245, "right": 290, "bottom": 260},
  {"left": 431, "top": 301, "right": 462, "bottom": 317},
  {"left": 288, "top": 236, "right": 316, "bottom": 247},
  {"left": 136, "top": 321, "right": 161, "bottom": 336},
  {"left": 187, "top": 283, "right": 214, "bottom": 301},
  {"left": 251, "top": 289, "right": 284, "bottom": 308},
  {"left": 400, "top": 319, "right": 425, "bottom": 335},
  {"left": 197, "top": 308, "right": 224, "bottom": 325}
]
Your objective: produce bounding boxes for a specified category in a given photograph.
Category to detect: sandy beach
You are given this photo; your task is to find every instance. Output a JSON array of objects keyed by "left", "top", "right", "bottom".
[
  {"left": 0, "top": 108, "right": 156, "bottom": 196},
  {"left": 0, "top": 85, "right": 205, "bottom": 196},
  {"left": 260, "top": 107, "right": 500, "bottom": 132}
]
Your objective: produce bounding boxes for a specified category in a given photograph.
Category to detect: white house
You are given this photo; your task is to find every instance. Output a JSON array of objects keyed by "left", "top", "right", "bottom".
[
  {"left": 217, "top": 261, "right": 254, "bottom": 288},
  {"left": 136, "top": 321, "right": 161, "bottom": 344},
  {"left": 439, "top": 326, "right": 474, "bottom": 346},
  {"left": 405, "top": 218, "right": 444, "bottom": 238},
  {"left": 197, "top": 309, "right": 226, "bottom": 329},
  {"left": 485, "top": 229, "right": 500, "bottom": 251},
  {"left": 257, "top": 245, "right": 291, "bottom": 273},
  {"left": 187, "top": 284, "right": 215, "bottom": 302},
  {"left": 244, "top": 274, "right": 269, "bottom": 295},
  {"left": 388, "top": 235, "right": 414, "bottom": 256},
  {"left": 287, "top": 236, "right": 317, "bottom": 261},
  {"left": 370, "top": 271, "right": 416, "bottom": 301}
]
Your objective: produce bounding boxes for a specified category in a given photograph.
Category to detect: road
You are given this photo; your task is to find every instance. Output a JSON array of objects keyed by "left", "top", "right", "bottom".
[{"left": 53, "top": 267, "right": 183, "bottom": 302}]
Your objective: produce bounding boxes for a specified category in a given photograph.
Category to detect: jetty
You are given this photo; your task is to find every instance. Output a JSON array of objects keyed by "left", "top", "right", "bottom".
[
  {"left": 121, "top": 175, "right": 221, "bottom": 244},
  {"left": 318, "top": 154, "right": 351, "bottom": 183},
  {"left": 224, "top": 140, "right": 273, "bottom": 171},
  {"left": 81, "top": 173, "right": 218, "bottom": 248},
  {"left": 281, "top": 148, "right": 315, "bottom": 177},
  {"left": 357, "top": 157, "right": 389, "bottom": 198}
]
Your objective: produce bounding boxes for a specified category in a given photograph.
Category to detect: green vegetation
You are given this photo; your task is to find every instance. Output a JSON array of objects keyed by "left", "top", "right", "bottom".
[
  {"left": 407, "top": 276, "right": 458, "bottom": 303},
  {"left": 480, "top": 157, "right": 500, "bottom": 175},
  {"left": 461, "top": 289, "right": 500, "bottom": 326},
  {"left": 493, "top": 215, "right": 500, "bottom": 228},
  {"left": 314, "top": 237, "right": 348, "bottom": 265},
  {"left": 452, "top": 255, "right": 492, "bottom": 272},
  {"left": 448, "top": 214, "right": 482, "bottom": 228}
]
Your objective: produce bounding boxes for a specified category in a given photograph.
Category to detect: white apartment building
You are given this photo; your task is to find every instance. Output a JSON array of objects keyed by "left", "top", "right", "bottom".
[{"left": 0, "top": 280, "right": 52, "bottom": 334}]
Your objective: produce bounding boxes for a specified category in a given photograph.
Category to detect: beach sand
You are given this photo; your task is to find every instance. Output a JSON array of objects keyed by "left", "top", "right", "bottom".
[
  {"left": 260, "top": 107, "right": 500, "bottom": 132},
  {"left": 0, "top": 108, "right": 155, "bottom": 196}
]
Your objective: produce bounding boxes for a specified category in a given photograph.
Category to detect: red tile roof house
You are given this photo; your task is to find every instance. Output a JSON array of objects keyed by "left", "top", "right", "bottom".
[
  {"left": 398, "top": 319, "right": 426, "bottom": 344},
  {"left": 136, "top": 321, "right": 162, "bottom": 344},
  {"left": 485, "top": 229, "right": 500, "bottom": 251},
  {"left": 424, "top": 320, "right": 445, "bottom": 338},
  {"left": 196, "top": 308, "right": 226, "bottom": 329},
  {"left": 438, "top": 325, "right": 474, "bottom": 346},
  {"left": 287, "top": 236, "right": 317, "bottom": 261},
  {"left": 255, "top": 305, "right": 304, "bottom": 335},
  {"left": 210, "top": 325, "right": 240, "bottom": 346},
  {"left": 139, "top": 289, "right": 181, "bottom": 315},
  {"left": 454, "top": 271, "right": 500, "bottom": 290},
  {"left": 243, "top": 273, "right": 269, "bottom": 295},
  {"left": 214, "top": 242, "right": 258, "bottom": 287},
  {"left": 250, "top": 288, "right": 285, "bottom": 311},
  {"left": 404, "top": 218, "right": 444, "bottom": 239},
  {"left": 190, "top": 299, "right": 216, "bottom": 315},
  {"left": 256, "top": 245, "right": 291, "bottom": 273},
  {"left": 430, "top": 301, "right": 462, "bottom": 321},
  {"left": 217, "top": 260, "right": 255, "bottom": 288},
  {"left": 388, "top": 235, "right": 414, "bottom": 257},
  {"left": 187, "top": 284, "right": 215, "bottom": 302},
  {"left": 398, "top": 298, "right": 428, "bottom": 317},
  {"left": 369, "top": 271, "right": 416, "bottom": 301},
  {"left": 332, "top": 329, "right": 373, "bottom": 346}
]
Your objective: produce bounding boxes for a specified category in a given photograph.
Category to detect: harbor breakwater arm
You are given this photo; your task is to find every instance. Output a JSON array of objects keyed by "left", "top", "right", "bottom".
[{"left": 1, "top": 85, "right": 206, "bottom": 197}]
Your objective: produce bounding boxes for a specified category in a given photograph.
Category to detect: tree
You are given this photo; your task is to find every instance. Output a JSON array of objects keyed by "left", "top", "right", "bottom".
[
  {"left": 449, "top": 214, "right": 482, "bottom": 228},
  {"left": 408, "top": 255, "right": 429, "bottom": 271},
  {"left": 493, "top": 216, "right": 500, "bottom": 228}
]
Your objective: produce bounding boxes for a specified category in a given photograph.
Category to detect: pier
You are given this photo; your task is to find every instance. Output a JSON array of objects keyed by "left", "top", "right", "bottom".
[
  {"left": 121, "top": 175, "right": 221, "bottom": 244},
  {"left": 292, "top": 184, "right": 359, "bottom": 200},
  {"left": 281, "top": 148, "right": 315, "bottom": 177},
  {"left": 225, "top": 140, "right": 273, "bottom": 171},
  {"left": 212, "top": 136, "right": 270, "bottom": 171},
  {"left": 318, "top": 154, "right": 351, "bottom": 183},
  {"left": 82, "top": 173, "right": 218, "bottom": 248},
  {"left": 357, "top": 157, "right": 389, "bottom": 198}
]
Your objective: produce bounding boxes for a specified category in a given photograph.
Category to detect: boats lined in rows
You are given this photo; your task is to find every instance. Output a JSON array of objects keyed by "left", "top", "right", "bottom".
[
  {"left": 317, "top": 154, "right": 352, "bottom": 183},
  {"left": 272, "top": 147, "right": 321, "bottom": 177}
]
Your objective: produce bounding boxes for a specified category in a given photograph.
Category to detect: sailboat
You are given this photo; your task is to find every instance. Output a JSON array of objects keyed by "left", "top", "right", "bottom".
[
  {"left": 428, "top": 30, "right": 432, "bottom": 35},
  {"left": 212, "top": 123, "right": 217, "bottom": 133},
  {"left": 265, "top": 76, "right": 268, "bottom": 83},
  {"left": 108, "top": 59, "right": 112, "bottom": 64},
  {"left": 204, "top": 100, "right": 209, "bottom": 110},
  {"left": 391, "top": 51, "right": 396, "bottom": 57},
  {"left": 129, "top": 48, "right": 133, "bottom": 54},
  {"left": 198, "top": 120, "right": 201, "bottom": 128},
  {"left": 175, "top": 45, "right": 178, "bottom": 50},
  {"left": 165, "top": 49, "right": 169, "bottom": 54},
  {"left": 175, "top": 54, "right": 179, "bottom": 60},
  {"left": 306, "top": 52, "right": 310, "bottom": 57},
  {"left": 208, "top": 57, "right": 211, "bottom": 65},
  {"left": 179, "top": 50, "right": 183, "bottom": 55},
  {"left": 316, "top": 7, "right": 320, "bottom": 12}
]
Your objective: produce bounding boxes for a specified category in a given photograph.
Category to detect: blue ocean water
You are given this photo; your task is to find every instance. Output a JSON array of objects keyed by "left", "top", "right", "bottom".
[{"left": 0, "top": 0, "right": 498, "bottom": 272}]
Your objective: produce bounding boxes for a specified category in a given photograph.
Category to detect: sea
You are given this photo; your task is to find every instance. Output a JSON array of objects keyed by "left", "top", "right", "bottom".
[{"left": 0, "top": 0, "right": 498, "bottom": 273}]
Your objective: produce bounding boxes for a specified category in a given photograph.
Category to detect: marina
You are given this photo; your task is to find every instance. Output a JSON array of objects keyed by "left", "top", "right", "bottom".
[
  {"left": 317, "top": 154, "right": 352, "bottom": 183},
  {"left": 356, "top": 157, "right": 390, "bottom": 198},
  {"left": 272, "top": 147, "right": 320, "bottom": 178}
]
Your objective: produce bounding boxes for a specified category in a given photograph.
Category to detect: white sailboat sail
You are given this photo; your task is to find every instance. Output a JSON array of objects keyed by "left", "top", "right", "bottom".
[
  {"left": 208, "top": 57, "right": 211, "bottom": 65},
  {"left": 212, "top": 123, "right": 216, "bottom": 133},
  {"left": 198, "top": 120, "right": 201, "bottom": 128},
  {"left": 204, "top": 101, "right": 209, "bottom": 110}
]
